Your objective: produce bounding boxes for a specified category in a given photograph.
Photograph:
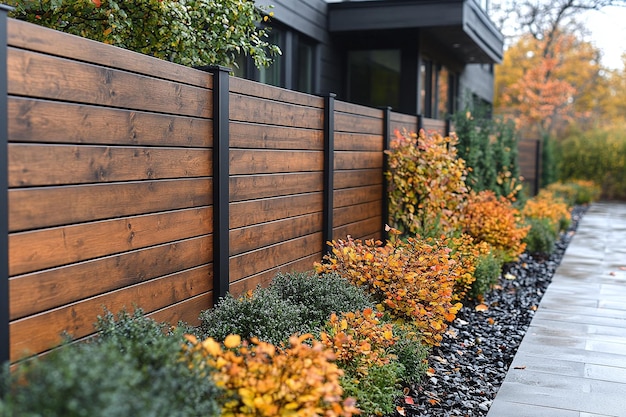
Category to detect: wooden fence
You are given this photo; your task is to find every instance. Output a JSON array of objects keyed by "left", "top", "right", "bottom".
[
  {"left": 1, "top": 15, "right": 447, "bottom": 363},
  {"left": 518, "top": 139, "right": 542, "bottom": 196}
]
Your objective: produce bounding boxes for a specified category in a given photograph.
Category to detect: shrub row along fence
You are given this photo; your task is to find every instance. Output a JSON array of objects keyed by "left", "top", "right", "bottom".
[{"left": 0, "top": 14, "right": 448, "bottom": 363}]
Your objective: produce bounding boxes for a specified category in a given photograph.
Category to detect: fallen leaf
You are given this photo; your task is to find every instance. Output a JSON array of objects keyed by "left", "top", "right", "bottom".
[
  {"left": 428, "top": 399, "right": 439, "bottom": 405},
  {"left": 403, "top": 387, "right": 410, "bottom": 395},
  {"left": 514, "top": 365, "right": 526, "bottom": 370},
  {"left": 530, "top": 305, "right": 537, "bottom": 311},
  {"left": 405, "top": 396, "right": 415, "bottom": 405},
  {"left": 619, "top": 266, "right": 626, "bottom": 271},
  {"left": 475, "top": 304, "right": 489, "bottom": 312},
  {"left": 609, "top": 271, "right": 617, "bottom": 276},
  {"left": 487, "top": 317, "right": 495, "bottom": 325},
  {"left": 426, "top": 367, "right": 436, "bottom": 377},
  {"left": 396, "top": 406, "right": 406, "bottom": 416},
  {"left": 504, "top": 273, "right": 516, "bottom": 280}
]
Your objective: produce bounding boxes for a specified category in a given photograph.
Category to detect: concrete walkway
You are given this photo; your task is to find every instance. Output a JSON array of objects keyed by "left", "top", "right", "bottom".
[{"left": 487, "top": 202, "right": 626, "bottom": 417}]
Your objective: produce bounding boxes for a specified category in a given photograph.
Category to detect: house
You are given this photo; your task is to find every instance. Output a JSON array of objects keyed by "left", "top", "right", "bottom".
[{"left": 239, "top": 0, "right": 503, "bottom": 123}]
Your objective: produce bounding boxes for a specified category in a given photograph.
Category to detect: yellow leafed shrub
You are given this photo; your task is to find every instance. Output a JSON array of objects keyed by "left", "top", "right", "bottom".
[
  {"left": 522, "top": 190, "right": 571, "bottom": 233},
  {"left": 184, "top": 334, "right": 359, "bottom": 417}
]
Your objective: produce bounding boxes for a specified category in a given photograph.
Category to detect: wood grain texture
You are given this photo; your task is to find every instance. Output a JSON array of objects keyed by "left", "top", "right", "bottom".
[
  {"left": 8, "top": 19, "right": 211, "bottom": 88},
  {"left": 230, "top": 121, "right": 323, "bottom": 150},
  {"left": 230, "top": 193, "right": 323, "bottom": 229},
  {"left": 229, "top": 173, "right": 323, "bottom": 202},
  {"left": 230, "top": 76, "right": 323, "bottom": 108},
  {"left": 10, "top": 265, "right": 212, "bottom": 362},
  {"left": 8, "top": 48, "right": 212, "bottom": 117},
  {"left": 333, "top": 217, "right": 381, "bottom": 241},
  {"left": 230, "top": 93, "right": 323, "bottom": 129},
  {"left": 9, "top": 235, "right": 212, "bottom": 320},
  {"left": 334, "top": 201, "right": 381, "bottom": 227},
  {"left": 9, "top": 207, "right": 211, "bottom": 276},
  {"left": 230, "top": 149, "right": 323, "bottom": 175},
  {"left": 229, "top": 232, "right": 323, "bottom": 282},
  {"left": 334, "top": 169, "right": 382, "bottom": 190},
  {"left": 9, "top": 178, "right": 211, "bottom": 232},
  {"left": 335, "top": 112, "right": 383, "bottom": 135},
  {"left": 334, "top": 132, "right": 383, "bottom": 152},
  {"left": 9, "top": 144, "right": 210, "bottom": 186},
  {"left": 422, "top": 118, "right": 446, "bottom": 135},
  {"left": 230, "top": 212, "right": 322, "bottom": 256},
  {"left": 334, "top": 185, "right": 384, "bottom": 208},
  {"left": 334, "top": 151, "right": 382, "bottom": 171},
  {"left": 9, "top": 97, "right": 212, "bottom": 147},
  {"left": 335, "top": 100, "right": 383, "bottom": 118}
]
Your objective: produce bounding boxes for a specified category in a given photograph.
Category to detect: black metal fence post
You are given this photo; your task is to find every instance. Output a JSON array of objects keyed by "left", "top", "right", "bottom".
[
  {"left": 417, "top": 114, "right": 424, "bottom": 132},
  {"left": 205, "top": 66, "right": 230, "bottom": 304},
  {"left": 381, "top": 107, "right": 392, "bottom": 241},
  {"left": 0, "top": 5, "right": 10, "bottom": 366},
  {"left": 322, "top": 93, "right": 336, "bottom": 255}
]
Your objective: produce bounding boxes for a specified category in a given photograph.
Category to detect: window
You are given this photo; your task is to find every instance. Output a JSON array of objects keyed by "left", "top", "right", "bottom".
[
  {"left": 296, "top": 37, "right": 315, "bottom": 94},
  {"left": 258, "top": 29, "right": 284, "bottom": 87},
  {"left": 420, "top": 58, "right": 456, "bottom": 119},
  {"left": 347, "top": 49, "right": 401, "bottom": 109}
]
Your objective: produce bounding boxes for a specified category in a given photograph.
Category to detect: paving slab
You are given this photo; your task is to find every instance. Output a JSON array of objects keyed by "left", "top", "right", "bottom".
[{"left": 487, "top": 202, "right": 626, "bottom": 417}]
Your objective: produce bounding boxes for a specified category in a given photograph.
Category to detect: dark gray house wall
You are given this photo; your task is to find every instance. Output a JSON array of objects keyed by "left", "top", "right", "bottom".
[{"left": 251, "top": 0, "right": 503, "bottom": 117}]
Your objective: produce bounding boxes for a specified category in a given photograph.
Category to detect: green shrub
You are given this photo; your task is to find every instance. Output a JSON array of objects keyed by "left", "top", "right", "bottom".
[
  {"left": 1, "top": 310, "right": 220, "bottom": 417},
  {"left": 557, "top": 127, "right": 626, "bottom": 200},
  {"left": 523, "top": 217, "right": 557, "bottom": 255},
  {"left": 198, "top": 286, "right": 306, "bottom": 346},
  {"left": 470, "top": 251, "right": 503, "bottom": 299},
  {"left": 8, "top": 0, "right": 281, "bottom": 69},
  {"left": 389, "top": 323, "right": 429, "bottom": 385},
  {"left": 267, "top": 271, "right": 374, "bottom": 329},
  {"left": 340, "top": 362, "right": 404, "bottom": 417}
]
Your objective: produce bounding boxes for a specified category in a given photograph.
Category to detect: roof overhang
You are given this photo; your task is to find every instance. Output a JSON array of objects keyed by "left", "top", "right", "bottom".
[{"left": 328, "top": 0, "right": 504, "bottom": 64}]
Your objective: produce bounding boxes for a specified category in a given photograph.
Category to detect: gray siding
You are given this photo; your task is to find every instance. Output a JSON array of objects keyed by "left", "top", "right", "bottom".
[{"left": 459, "top": 63, "right": 494, "bottom": 104}]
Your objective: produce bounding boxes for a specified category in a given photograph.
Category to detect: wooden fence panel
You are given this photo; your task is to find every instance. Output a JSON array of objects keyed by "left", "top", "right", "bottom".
[
  {"left": 333, "top": 101, "right": 384, "bottom": 240},
  {"left": 226, "top": 77, "right": 325, "bottom": 295},
  {"left": 7, "top": 19, "right": 214, "bottom": 362},
  {"left": 390, "top": 112, "right": 419, "bottom": 135},
  {"left": 518, "top": 139, "right": 542, "bottom": 195}
]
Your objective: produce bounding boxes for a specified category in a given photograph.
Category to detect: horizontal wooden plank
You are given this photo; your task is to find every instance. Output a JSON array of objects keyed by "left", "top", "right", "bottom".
[
  {"left": 8, "top": 19, "right": 211, "bottom": 89},
  {"left": 334, "top": 169, "right": 383, "bottom": 189},
  {"left": 334, "top": 132, "right": 384, "bottom": 152},
  {"left": 422, "top": 118, "right": 446, "bottom": 135},
  {"left": 230, "top": 121, "right": 323, "bottom": 150},
  {"left": 335, "top": 100, "right": 383, "bottom": 118},
  {"left": 230, "top": 172, "right": 323, "bottom": 202},
  {"left": 10, "top": 265, "right": 212, "bottom": 362},
  {"left": 335, "top": 112, "right": 383, "bottom": 135},
  {"left": 229, "top": 253, "right": 321, "bottom": 297},
  {"left": 148, "top": 292, "right": 212, "bottom": 328},
  {"left": 229, "top": 232, "right": 323, "bottom": 282},
  {"left": 9, "top": 97, "right": 212, "bottom": 147},
  {"left": 333, "top": 217, "right": 382, "bottom": 241},
  {"left": 230, "top": 212, "right": 323, "bottom": 256},
  {"left": 334, "top": 185, "right": 384, "bottom": 208},
  {"left": 334, "top": 201, "right": 382, "bottom": 228},
  {"left": 10, "top": 235, "right": 212, "bottom": 320},
  {"left": 390, "top": 111, "right": 418, "bottom": 124},
  {"left": 230, "top": 149, "right": 323, "bottom": 175},
  {"left": 230, "top": 93, "right": 323, "bottom": 129},
  {"left": 335, "top": 151, "right": 382, "bottom": 171},
  {"left": 9, "top": 48, "right": 212, "bottom": 118},
  {"left": 230, "top": 77, "right": 323, "bottom": 108},
  {"left": 9, "top": 207, "right": 212, "bottom": 276},
  {"left": 230, "top": 193, "right": 323, "bottom": 229},
  {"left": 9, "top": 178, "right": 211, "bottom": 232},
  {"left": 9, "top": 144, "right": 211, "bottom": 187}
]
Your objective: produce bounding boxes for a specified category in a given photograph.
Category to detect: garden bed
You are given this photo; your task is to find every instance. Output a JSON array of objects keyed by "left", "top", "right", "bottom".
[{"left": 399, "top": 205, "right": 587, "bottom": 417}]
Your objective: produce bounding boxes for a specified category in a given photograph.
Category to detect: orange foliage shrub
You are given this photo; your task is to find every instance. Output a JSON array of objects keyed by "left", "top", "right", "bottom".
[
  {"left": 461, "top": 190, "right": 530, "bottom": 262},
  {"left": 315, "top": 234, "right": 463, "bottom": 345},
  {"left": 447, "top": 234, "right": 493, "bottom": 302},
  {"left": 184, "top": 334, "right": 359, "bottom": 417},
  {"left": 320, "top": 308, "right": 397, "bottom": 377},
  {"left": 522, "top": 190, "right": 571, "bottom": 233}
]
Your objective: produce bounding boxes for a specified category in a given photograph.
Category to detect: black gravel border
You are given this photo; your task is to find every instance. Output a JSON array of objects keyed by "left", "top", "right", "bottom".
[{"left": 396, "top": 206, "right": 588, "bottom": 417}]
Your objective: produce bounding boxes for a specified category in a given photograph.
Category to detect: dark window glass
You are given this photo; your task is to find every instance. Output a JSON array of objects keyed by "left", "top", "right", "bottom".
[
  {"left": 296, "top": 38, "right": 315, "bottom": 94},
  {"left": 347, "top": 49, "right": 401, "bottom": 109},
  {"left": 259, "top": 29, "right": 284, "bottom": 87}
]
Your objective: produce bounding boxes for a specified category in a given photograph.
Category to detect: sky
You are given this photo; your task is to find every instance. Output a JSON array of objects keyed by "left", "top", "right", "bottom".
[{"left": 581, "top": 5, "right": 626, "bottom": 69}]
